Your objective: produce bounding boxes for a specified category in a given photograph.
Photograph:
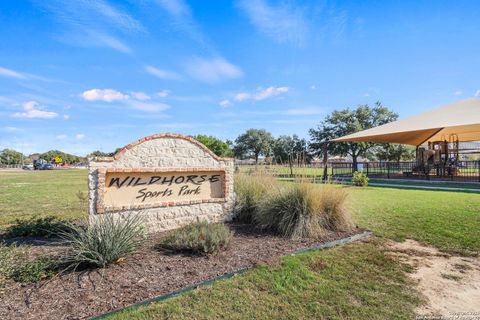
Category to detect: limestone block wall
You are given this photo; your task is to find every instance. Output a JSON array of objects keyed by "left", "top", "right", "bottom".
[{"left": 88, "top": 133, "right": 235, "bottom": 233}]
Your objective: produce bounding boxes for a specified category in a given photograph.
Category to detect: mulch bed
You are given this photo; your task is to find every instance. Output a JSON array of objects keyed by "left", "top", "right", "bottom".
[{"left": 0, "top": 224, "right": 364, "bottom": 320}]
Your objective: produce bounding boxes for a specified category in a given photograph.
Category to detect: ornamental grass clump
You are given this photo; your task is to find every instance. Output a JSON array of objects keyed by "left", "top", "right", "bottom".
[
  {"left": 161, "top": 222, "right": 233, "bottom": 255},
  {"left": 60, "top": 213, "right": 145, "bottom": 269},
  {"left": 255, "top": 182, "right": 353, "bottom": 239},
  {"left": 234, "top": 173, "right": 278, "bottom": 223}
]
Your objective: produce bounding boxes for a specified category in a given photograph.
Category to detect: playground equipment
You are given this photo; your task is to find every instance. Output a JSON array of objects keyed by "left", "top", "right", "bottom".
[
  {"left": 413, "top": 134, "right": 459, "bottom": 178},
  {"left": 330, "top": 98, "right": 480, "bottom": 182}
]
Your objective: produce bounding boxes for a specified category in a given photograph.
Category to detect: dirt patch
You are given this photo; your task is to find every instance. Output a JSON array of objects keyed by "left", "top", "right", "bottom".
[
  {"left": 387, "top": 239, "right": 480, "bottom": 316},
  {"left": 0, "top": 224, "right": 363, "bottom": 320}
]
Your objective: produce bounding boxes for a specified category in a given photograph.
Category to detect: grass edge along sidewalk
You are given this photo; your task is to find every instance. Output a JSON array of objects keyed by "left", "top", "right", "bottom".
[{"left": 93, "top": 231, "right": 372, "bottom": 320}]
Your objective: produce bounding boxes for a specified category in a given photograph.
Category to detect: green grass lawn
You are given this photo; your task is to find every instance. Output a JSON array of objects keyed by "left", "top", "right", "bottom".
[
  {"left": 0, "top": 169, "right": 88, "bottom": 228},
  {"left": 239, "top": 165, "right": 328, "bottom": 176},
  {"left": 2, "top": 169, "right": 479, "bottom": 319},
  {"left": 347, "top": 186, "right": 480, "bottom": 256},
  {"left": 106, "top": 241, "right": 421, "bottom": 320}
]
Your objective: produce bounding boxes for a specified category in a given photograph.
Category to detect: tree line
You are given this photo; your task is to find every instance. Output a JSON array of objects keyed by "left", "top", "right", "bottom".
[
  {"left": 1, "top": 102, "right": 414, "bottom": 168},
  {"left": 0, "top": 149, "right": 86, "bottom": 165},
  {"left": 227, "top": 102, "right": 414, "bottom": 170}
]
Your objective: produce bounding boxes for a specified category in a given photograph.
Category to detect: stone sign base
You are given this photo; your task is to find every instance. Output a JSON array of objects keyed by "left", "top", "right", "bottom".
[{"left": 88, "top": 133, "right": 235, "bottom": 232}]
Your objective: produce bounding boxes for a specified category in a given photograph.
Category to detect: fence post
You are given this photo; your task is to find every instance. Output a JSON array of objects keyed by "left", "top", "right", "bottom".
[
  {"left": 366, "top": 162, "right": 369, "bottom": 176},
  {"left": 387, "top": 162, "right": 390, "bottom": 179},
  {"left": 478, "top": 160, "right": 480, "bottom": 183}
]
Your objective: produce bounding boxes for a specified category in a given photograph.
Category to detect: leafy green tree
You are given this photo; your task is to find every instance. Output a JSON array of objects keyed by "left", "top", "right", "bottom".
[
  {"left": 273, "top": 135, "right": 312, "bottom": 175},
  {"left": 88, "top": 148, "right": 122, "bottom": 158},
  {"left": 372, "top": 144, "right": 415, "bottom": 162},
  {"left": 309, "top": 102, "right": 398, "bottom": 171},
  {"left": 0, "top": 149, "right": 25, "bottom": 165},
  {"left": 192, "top": 135, "right": 233, "bottom": 157},
  {"left": 39, "top": 150, "right": 85, "bottom": 164},
  {"left": 234, "top": 129, "right": 273, "bottom": 164}
]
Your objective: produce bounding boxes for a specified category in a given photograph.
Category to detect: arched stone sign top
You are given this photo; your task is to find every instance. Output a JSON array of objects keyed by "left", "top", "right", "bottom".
[{"left": 88, "top": 133, "right": 235, "bottom": 232}]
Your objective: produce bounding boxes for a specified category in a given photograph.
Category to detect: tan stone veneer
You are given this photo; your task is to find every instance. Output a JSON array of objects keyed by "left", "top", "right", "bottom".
[{"left": 88, "top": 133, "right": 235, "bottom": 232}]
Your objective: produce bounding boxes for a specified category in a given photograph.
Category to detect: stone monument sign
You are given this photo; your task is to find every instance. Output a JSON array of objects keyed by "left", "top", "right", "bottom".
[{"left": 88, "top": 133, "right": 234, "bottom": 232}]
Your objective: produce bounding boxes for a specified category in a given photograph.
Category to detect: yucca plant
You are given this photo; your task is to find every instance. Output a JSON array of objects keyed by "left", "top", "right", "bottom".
[{"left": 60, "top": 213, "right": 145, "bottom": 269}]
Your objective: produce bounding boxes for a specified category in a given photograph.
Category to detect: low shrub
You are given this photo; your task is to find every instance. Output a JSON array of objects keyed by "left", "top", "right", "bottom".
[
  {"left": 10, "top": 256, "right": 56, "bottom": 283},
  {"left": 161, "top": 222, "right": 233, "bottom": 255},
  {"left": 234, "top": 173, "right": 278, "bottom": 223},
  {"left": 5, "top": 216, "right": 73, "bottom": 238},
  {"left": 352, "top": 171, "right": 369, "bottom": 187},
  {"left": 60, "top": 213, "right": 145, "bottom": 268},
  {"left": 255, "top": 183, "right": 354, "bottom": 238},
  {"left": 0, "top": 243, "right": 56, "bottom": 283}
]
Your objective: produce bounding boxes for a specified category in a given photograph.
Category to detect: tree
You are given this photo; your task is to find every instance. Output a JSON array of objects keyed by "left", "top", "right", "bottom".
[
  {"left": 233, "top": 129, "right": 273, "bottom": 164},
  {"left": 192, "top": 135, "right": 233, "bottom": 157},
  {"left": 88, "top": 148, "right": 122, "bottom": 158},
  {"left": 0, "top": 149, "right": 24, "bottom": 165},
  {"left": 309, "top": 102, "right": 398, "bottom": 171},
  {"left": 273, "top": 135, "right": 312, "bottom": 175},
  {"left": 39, "top": 150, "right": 85, "bottom": 164},
  {"left": 372, "top": 143, "right": 415, "bottom": 162}
]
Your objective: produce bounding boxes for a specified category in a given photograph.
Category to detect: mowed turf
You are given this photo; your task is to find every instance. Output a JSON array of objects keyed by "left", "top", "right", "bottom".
[
  {"left": 347, "top": 186, "right": 480, "bottom": 256},
  {"left": 0, "top": 169, "right": 88, "bottom": 228},
  {"left": 106, "top": 241, "right": 421, "bottom": 320}
]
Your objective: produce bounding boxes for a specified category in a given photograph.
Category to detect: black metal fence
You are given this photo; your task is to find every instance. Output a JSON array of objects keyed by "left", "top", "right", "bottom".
[{"left": 331, "top": 160, "right": 480, "bottom": 182}]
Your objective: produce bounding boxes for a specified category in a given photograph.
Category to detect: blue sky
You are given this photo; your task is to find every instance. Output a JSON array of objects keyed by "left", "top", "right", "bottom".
[{"left": 1, "top": 0, "right": 479, "bottom": 155}]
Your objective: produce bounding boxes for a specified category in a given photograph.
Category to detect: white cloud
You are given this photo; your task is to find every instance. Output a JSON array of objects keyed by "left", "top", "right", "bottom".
[
  {"left": 363, "top": 93, "right": 371, "bottom": 97},
  {"left": 144, "top": 65, "right": 182, "bottom": 80},
  {"left": 82, "top": 89, "right": 130, "bottom": 102},
  {"left": 0, "top": 66, "right": 27, "bottom": 79},
  {"left": 219, "top": 99, "right": 232, "bottom": 108},
  {"left": 63, "top": 114, "right": 70, "bottom": 120},
  {"left": 184, "top": 57, "right": 243, "bottom": 84},
  {"left": 35, "top": 0, "right": 142, "bottom": 54},
  {"left": 157, "top": 90, "right": 170, "bottom": 97},
  {"left": 0, "top": 66, "right": 48, "bottom": 81},
  {"left": 130, "top": 92, "right": 151, "bottom": 101},
  {"left": 13, "top": 101, "right": 58, "bottom": 119},
  {"left": 310, "top": 85, "right": 316, "bottom": 90},
  {"left": 454, "top": 90, "right": 463, "bottom": 96},
  {"left": 3, "top": 126, "right": 21, "bottom": 132},
  {"left": 88, "top": 31, "right": 133, "bottom": 54},
  {"left": 75, "top": 134, "right": 85, "bottom": 140},
  {"left": 156, "top": 0, "right": 191, "bottom": 17},
  {"left": 237, "top": 0, "right": 307, "bottom": 46},
  {"left": 475, "top": 90, "right": 480, "bottom": 97},
  {"left": 155, "top": 0, "right": 207, "bottom": 46},
  {"left": 81, "top": 88, "right": 171, "bottom": 113},
  {"left": 234, "top": 86, "right": 289, "bottom": 102},
  {"left": 56, "top": 134, "right": 68, "bottom": 140},
  {"left": 128, "top": 101, "right": 171, "bottom": 112}
]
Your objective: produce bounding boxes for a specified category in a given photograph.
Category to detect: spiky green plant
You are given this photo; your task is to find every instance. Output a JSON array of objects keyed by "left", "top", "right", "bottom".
[{"left": 60, "top": 213, "right": 145, "bottom": 268}]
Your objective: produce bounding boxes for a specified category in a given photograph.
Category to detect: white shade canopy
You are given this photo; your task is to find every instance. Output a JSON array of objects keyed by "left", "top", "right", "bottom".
[{"left": 333, "top": 98, "right": 480, "bottom": 146}]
